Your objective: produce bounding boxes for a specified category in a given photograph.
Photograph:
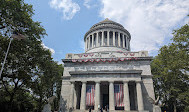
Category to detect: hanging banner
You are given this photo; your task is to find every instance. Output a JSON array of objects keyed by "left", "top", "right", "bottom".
[
  {"left": 114, "top": 84, "right": 124, "bottom": 107},
  {"left": 86, "top": 85, "right": 95, "bottom": 106}
]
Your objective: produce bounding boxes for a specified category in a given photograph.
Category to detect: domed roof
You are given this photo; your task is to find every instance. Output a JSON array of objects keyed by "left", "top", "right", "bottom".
[
  {"left": 84, "top": 18, "right": 131, "bottom": 41},
  {"left": 90, "top": 18, "right": 124, "bottom": 29}
]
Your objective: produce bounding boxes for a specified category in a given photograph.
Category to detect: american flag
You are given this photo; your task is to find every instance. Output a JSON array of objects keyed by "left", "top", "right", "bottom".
[
  {"left": 86, "top": 85, "right": 95, "bottom": 106},
  {"left": 114, "top": 84, "right": 124, "bottom": 107}
]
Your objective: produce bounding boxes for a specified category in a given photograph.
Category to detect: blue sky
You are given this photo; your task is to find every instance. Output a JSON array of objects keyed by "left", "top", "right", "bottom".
[{"left": 26, "top": 0, "right": 189, "bottom": 64}]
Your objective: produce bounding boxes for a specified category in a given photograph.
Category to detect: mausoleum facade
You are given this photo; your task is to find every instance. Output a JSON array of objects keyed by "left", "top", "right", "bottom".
[{"left": 60, "top": 19, "right": 155, "bottom": 112}]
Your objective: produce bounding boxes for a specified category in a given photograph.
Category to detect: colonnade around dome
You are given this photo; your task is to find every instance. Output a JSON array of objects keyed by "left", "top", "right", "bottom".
[{"left": 85, "top": 30, "right": 130, "bottom": 52}]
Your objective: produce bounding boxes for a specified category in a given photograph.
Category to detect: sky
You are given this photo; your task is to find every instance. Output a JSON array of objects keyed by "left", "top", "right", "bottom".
[{"left": 26, "top": 0, "right": 189, "bottom": 64}]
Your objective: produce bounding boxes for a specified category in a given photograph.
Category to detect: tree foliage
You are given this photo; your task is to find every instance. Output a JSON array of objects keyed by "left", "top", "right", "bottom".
[
  {"left": 0, "top": 0, "right": 63, "bottom": 112},
  {"left": 151, "top": 22, "right": 189, "bottom": 112}
]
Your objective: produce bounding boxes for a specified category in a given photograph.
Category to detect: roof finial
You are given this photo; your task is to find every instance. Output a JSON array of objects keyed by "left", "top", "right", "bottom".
[{"left": 105, "top": 18, "right": 109, "bottom": 20}]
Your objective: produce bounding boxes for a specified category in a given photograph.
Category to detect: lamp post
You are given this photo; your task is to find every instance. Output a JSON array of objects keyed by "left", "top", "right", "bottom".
[{"left": 0, "top": 32, "right": 25, "bottom": 79}]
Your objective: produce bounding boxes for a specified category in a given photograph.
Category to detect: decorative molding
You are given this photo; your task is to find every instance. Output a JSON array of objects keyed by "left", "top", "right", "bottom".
[
  {"left": 62, "top": 57, "right": 152, "bottom": 63},
  {"left": 69, "top": 70, "right": 142, "bottom": 75},
  {"left": 62, "top": 76, "right": 71, "bottom": 80}
]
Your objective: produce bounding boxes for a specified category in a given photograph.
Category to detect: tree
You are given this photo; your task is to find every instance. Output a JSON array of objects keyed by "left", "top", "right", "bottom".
[
  {"left": 151, "top": 22, "right": 189, "bottom": 112},
  {"left": 0, "top": 0, "right": 63, "bottom": 111}
]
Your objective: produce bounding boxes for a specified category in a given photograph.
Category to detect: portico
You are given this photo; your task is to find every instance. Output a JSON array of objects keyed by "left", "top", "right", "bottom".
[{"left": 67, "top": 71, "right": 145, "bottom": 111}]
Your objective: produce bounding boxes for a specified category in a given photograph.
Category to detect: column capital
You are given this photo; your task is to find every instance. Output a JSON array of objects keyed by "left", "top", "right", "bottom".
[
  {"left": 81, "top": 81, "right": 87, "bottom": 83},
  {"left": 70, "top": 81, "right": 75, "bottom": 84},
  {"left": 95, "top": 81, "right": 101, "bottom": 83},
  {"left": 123, "top": 80, "right": 129, "bottom": 83},
  {"left": 136, "top": 81, "right": 142, "bottom": 83},
  {"left": 109, "top": 81, "right": 114, "bottom": 83}
]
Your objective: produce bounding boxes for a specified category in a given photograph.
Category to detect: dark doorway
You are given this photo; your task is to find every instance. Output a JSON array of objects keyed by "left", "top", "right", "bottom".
[
  {"left": 76, "top": 83, "right": 81, "bottom": 109},
  {"left": 103, "top": 94, "right": 109, "bottom": 109},
  {"left": 129, "top": 82, "right": 137, "bottom": 110},
  {"left": 101, "top": 82, "right": 109, "bottom": 109}
]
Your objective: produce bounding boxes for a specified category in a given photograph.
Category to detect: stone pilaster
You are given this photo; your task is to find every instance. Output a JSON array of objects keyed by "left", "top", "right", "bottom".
[
  {"left": 109, "top": 81, "right": 115, "bottom": 111},
  {"left": 118, "top": 32, "right": 121, "bottom": 47},
  {"left": 80, "top": 81, "right": 87, "bottom": 110},
  {"left": 113, "top": 31, "right": 115, "bottom": 46},
  {"left": 136, "top": 81, "right": 144, "bottom": 111},
  {"left": 107, "top": 30, "right": 110, "bottom": 46},
  {"left": 95, "top": 81, "right": 100, "bottom": 110},
  {"left": 69, "top": 81, "right": 75, "bottom": 109},
  {"left": 123, "top": 81, "right": 130, "bottom": 111}
]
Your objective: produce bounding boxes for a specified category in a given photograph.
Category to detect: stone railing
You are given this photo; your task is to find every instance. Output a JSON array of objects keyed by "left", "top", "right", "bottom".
[{"left": 65, "top": 51, "right": 148, "bottom": 59}]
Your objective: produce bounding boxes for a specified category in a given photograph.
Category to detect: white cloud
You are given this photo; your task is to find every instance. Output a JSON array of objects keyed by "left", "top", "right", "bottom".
[
  {"left": 49, "top": 0, "right": 80, "bottom": 20},
  {"left": 84, "top": 0, "right": 91, "bottom": 8},
  {"left": 41, "top": 43, "right": 55, "bottom": 55},
  {"left": 83, "top": 0, "right": 99, "bottom": 9},
  {"left": 100, "top": 0, "right": 189, "bottom": 53}
]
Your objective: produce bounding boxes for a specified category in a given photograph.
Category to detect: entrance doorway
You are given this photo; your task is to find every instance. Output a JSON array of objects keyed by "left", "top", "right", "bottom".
[
  {"left": 103, "top": 94, "right": 109, "bottom": 109},
  {"left": 100, "top": 82, "right": 109, "bottom": 109}
]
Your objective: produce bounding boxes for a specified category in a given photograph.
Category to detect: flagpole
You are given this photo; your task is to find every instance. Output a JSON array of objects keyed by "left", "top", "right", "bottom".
[{"left": 0, "top": 37, "right": 13, "bottom": 79}]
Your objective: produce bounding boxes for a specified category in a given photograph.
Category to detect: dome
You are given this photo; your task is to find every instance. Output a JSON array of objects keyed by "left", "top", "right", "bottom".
[
  {"left": 84, "top": 18, "right": 131, "bottom": 53},
  {"left": 90, "top": 18, "right": 124, "bottom": 29}
]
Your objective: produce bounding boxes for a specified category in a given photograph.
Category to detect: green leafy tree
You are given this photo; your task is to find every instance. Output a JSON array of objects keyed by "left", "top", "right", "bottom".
[
  {"left": 151, "top": 22, "right": 189, "bottom": 112},
  {"left": 0, "top": 0, "right": 63, "bottom": 111}
]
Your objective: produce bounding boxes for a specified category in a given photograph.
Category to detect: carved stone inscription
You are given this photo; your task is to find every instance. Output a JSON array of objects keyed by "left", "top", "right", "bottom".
[{"left": 74, "top": 64, "right": 139, "bottom": 71}]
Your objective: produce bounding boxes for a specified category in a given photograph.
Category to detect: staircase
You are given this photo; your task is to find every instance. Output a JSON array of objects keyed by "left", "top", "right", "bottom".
[{"left": 72, "top": 110, "right": 142, "bottom": 112}]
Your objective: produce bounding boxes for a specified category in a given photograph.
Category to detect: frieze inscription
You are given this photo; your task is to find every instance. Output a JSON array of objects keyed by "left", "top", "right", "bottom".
[{"left": 74, "top": 65, "right": 139, "bottom": 71}]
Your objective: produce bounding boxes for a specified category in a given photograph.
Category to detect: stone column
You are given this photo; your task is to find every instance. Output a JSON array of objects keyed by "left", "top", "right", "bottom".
[
  {"left": 113, "top": 31, "right": 115, "bottom": 46},
  {"left": 126, "top": 37, "right": 128, "bottom": 50},
  {"left": 123, "top": 81, "right": 130, "bottom": 111},
  {"left": 101, "top": 31, "right": 104, "bottom": 46},
  {"left": 136, "top": 81, "right": 144, "bottom": 111},
  {"left": 92, "top": 34, "right": 94, "bottom": 48},
  {"left": 80, "top": 81, "right": 87, "bottom": 110},
  {"left": 109, "top": 81, "right": 115, "bottom": 111},
  {"left": 69, "top": 81, "right": 75, "bottom": 109},
  {"left": 118, "top": 32, "right": 121, "bottom": 47},
  {"left": 96, "top": 32, "right": 99, "bottom": 47},
  {"left": 123, "top": 35, "right": 125, "bottom": 48},
  {"left": 88, "top": 36, "right": 91, "bottom": 49},
  {"left": 95, "top": 81, "right": 100, "bottom": 110},
  {"left": 107, "top": 30, "right": 110, "bottom": 46}
]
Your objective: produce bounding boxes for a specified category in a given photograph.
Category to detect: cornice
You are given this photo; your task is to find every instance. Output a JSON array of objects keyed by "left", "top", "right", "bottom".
[{"left": 62, "top": 57, "right": 153, "bottom": 63}]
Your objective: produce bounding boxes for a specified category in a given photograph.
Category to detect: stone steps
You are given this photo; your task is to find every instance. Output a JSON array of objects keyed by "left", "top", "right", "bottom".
[{"left": 72, "top": 110, "right": 139, "bottom": 112}]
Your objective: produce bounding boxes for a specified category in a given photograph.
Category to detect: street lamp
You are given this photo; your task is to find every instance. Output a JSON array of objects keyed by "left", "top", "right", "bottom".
[{"left": 0, "top": 32, "right": 25, "bottom": 79}]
